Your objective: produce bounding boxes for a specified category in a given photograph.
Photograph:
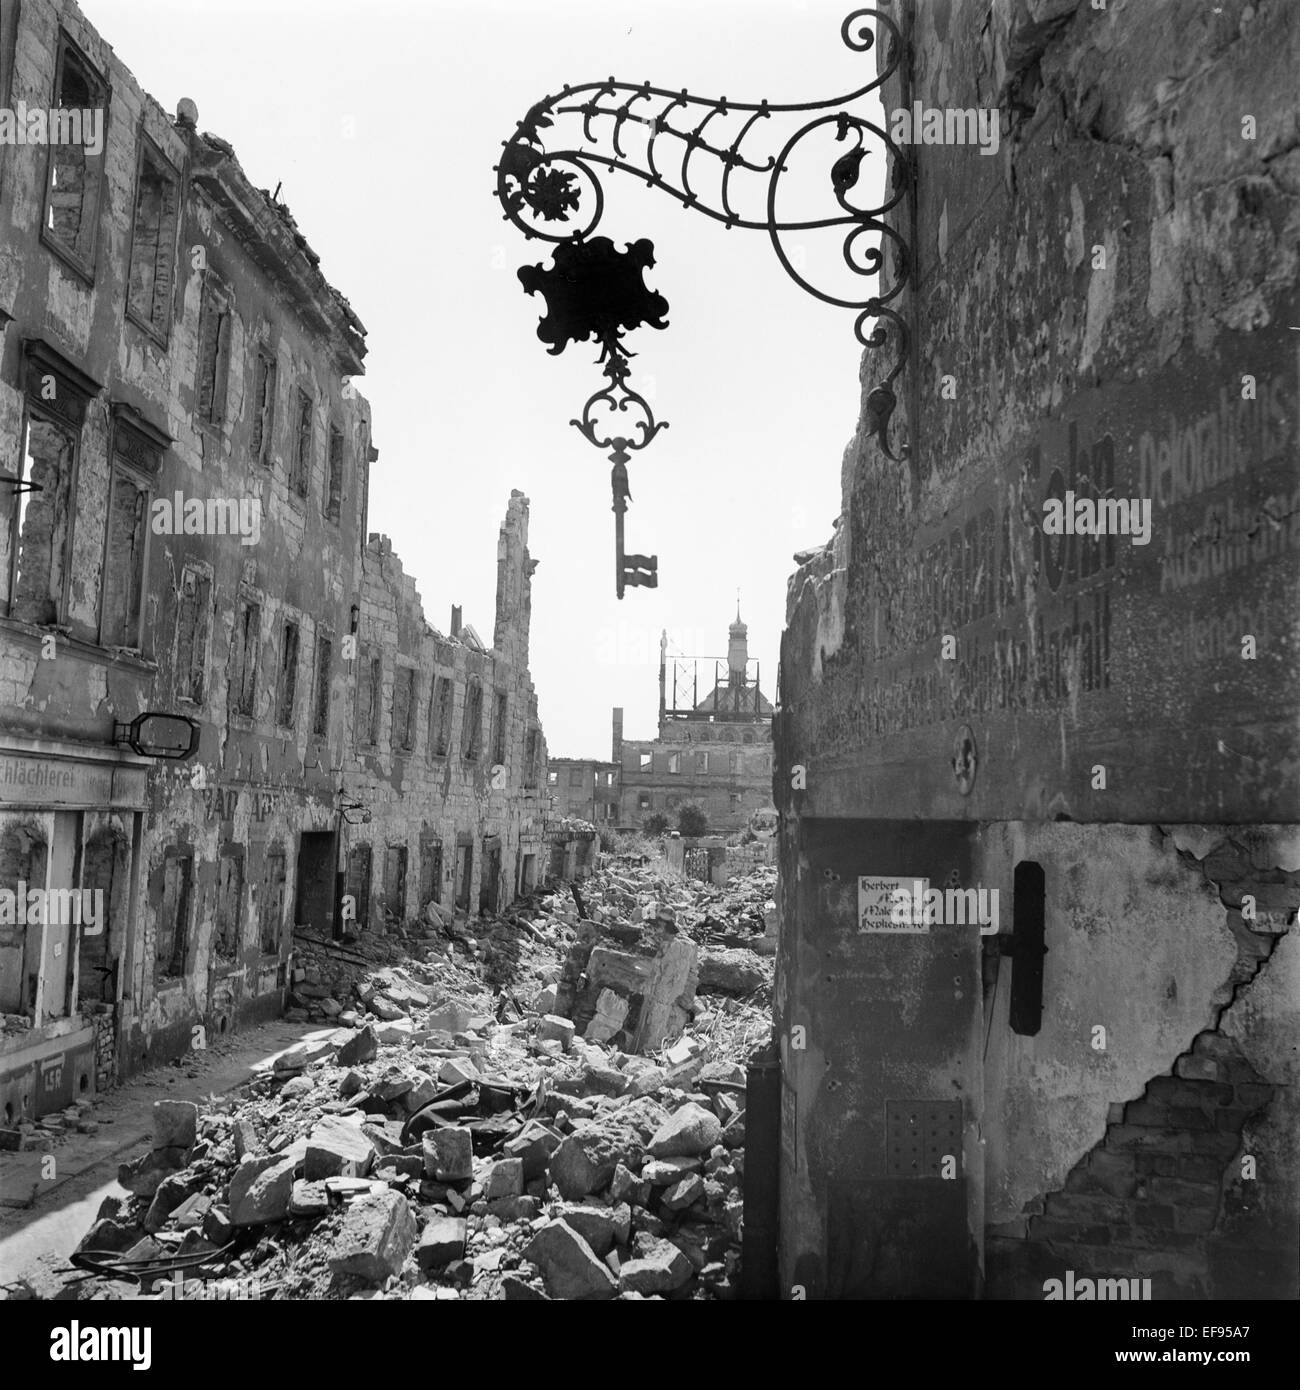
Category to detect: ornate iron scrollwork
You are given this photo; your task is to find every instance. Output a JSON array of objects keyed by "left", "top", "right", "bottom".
[{"left": 496, "top": 5, "right": 913, "bottom": 595}]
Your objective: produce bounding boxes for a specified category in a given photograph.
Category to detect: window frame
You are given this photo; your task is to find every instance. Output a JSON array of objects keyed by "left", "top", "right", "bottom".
[
  {"left": 394, "top": 664, "right": 417, "bottom": 752},
  {"left": 39, "top": 31, "right": 111, "bottom": 283},
  {"left": 324, "top": 421, "right": 344, "bottom": 524},
  {"left": 461, "top": 675, "right": 483, "bottom": 762},
  {"left": 124, "top": 132, "right": 180, "bottom": 346},
  {"left": 311, "top": 630, "right": 332, "bottom": 738},
  {"left": 276, "top": 619, "right": 300, "bottom": 729},
  {"left": 195, "top": 271, "right": 233, "bottom": 430},
  {"left": 228, "top": 596, "right": 261, "bottom": 720},
  {"left": 291, "top": 386, "right": 313, "bottom": 499},
  {"left": 250, "top": 345, "right": 278, "bottom": 467},
  {"left": 5, "top": 401, "right": 81, "bottom": 625},
  {"left": 98, "top": 407, "right": 164, "bottom": 652},
  {"left": 173, "top": 563, "right": 212, "bottom": 705}
]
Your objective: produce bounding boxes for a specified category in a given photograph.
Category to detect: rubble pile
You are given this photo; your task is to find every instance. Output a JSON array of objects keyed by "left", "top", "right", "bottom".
[{"left": 60, "top": 859, "right": 777, "bottom": 1301}]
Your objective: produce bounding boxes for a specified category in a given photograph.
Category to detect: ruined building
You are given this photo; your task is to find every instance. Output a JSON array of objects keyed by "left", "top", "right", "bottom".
[
  {"left": 546, "top": 757, "right": 620, "bottom": 828},
  {"left": 0, "top": 0, "right": 548, "bottom": 1122},
  {"left": 774, "top": 1, "right": 1299, "bottom": 1299},
  {"left": 615, "top": 611, "right": 776, "bottom": 834},
  {"left": 343, "top": 499, "right": 548, "bottom": 929}
]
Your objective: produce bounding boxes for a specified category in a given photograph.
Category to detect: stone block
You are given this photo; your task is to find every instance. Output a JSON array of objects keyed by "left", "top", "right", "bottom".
[
  {"left": 229, "top": 1155, "right": 297, "bottom": 1226},
  {"left": 288, "top": 1180, "right": 330, "bottom": 1217},
  {"left": 537, "top": 1015, "right": 575, "bottom": 1050},
  {"left": 617, "top": 1238, "right": 692, "bottom": 1294},
  {"left": 422, "top": 1127, "right": 473, "bottom": 1182},
  {"left": 305, "top": 1114, "right": 376, "bottom": 1180},
  {"left": 522, "top": 1220, "right": 617, "bottom": 1300},
  {"left": 152, "top": 1100, "right": 197, "bottom": 1151},
  {"left": 416, "top": 1216, "right": 467, "bottom": 1270},
  {"left": 649, "top": 1102, "right": 722, "bottom": 1158},
  {"left": 482, "top": 1157, "right": 524, "bottom": 1201},
  {"left": 326, "top": 1191, "right": 417, "bottom": 1283},
  {"left": 336, "top": 1025, "right": 378, "bottom": 1067}
]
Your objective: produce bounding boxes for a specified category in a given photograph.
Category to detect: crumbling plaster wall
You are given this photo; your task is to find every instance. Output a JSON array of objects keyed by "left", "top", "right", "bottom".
[
  {"left": 779, "top": 0, "right": 1299, "bottom": 821},
  {"left": 976, "top": 821, "right": 1236, "bottom": 1224}
]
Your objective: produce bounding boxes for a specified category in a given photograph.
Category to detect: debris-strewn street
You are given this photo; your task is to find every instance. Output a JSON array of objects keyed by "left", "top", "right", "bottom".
[{"left": 46, "top": 857, "right": 776, "bottom": 1301}]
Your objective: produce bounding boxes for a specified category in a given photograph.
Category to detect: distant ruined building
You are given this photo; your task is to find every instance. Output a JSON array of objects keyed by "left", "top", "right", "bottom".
[{"left": 614, "top": 609, "right": 775, "bottom": 834}]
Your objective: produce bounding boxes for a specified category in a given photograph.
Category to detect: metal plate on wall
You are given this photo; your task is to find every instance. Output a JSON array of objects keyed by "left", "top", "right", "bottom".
[{"left": 885, "top": 1099, "right": 962, "bottom": 1177}]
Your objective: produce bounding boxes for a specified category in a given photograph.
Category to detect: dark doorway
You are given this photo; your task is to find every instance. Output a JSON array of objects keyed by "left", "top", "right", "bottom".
[
  {"left": 455, "top": 843, "right": 473, "bottom": 912},
  {"left": 383, "top": 844, "right": 408, "bottom": 924},
  {"left": 480, "top": 843, "right": 501, "bottom": 915},
  {"left": 296, "top": 832, "right": 334, "bottom": 937},
  {"left": 419, "top": 834, "right": 442, "bottom": 910},
  {"left": 344, "top": 843, "right": 372, "bottom": 932}
]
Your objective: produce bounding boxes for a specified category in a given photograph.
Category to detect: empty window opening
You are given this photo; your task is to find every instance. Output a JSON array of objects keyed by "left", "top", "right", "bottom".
[
  {"left": 250, "top": 348, "right": 277, "bottom": 465},
  {"left": 429, "top": 676, "right": 453, "bottom": 758},
  {"left": 492, "top": 690, "right": 508, "bottom": 767},
  {"left": 462, "top": 677, "right": 482, "bottom": 761},
  {"left": 312, "top": 634, "right": 332, "bottom": 736},
  {"left": 196, "top": 276, "right": 232, "bottom": 427},
  {"left": 77, "top": 823, "right": 124, "bottom": 1005},
  {"left": 175, "top": 567, "right": 211, "bottom": 704},
  {"left": 276, "top": 621, "right": 300, "bottom": 728},
  {"left": 228, "top": 599, "right": 260, "bottom": 718},
  {"left": 325, "top": 425, "right": 344, "bottom": 523},
  {"left": 394, "top": 667, "right": 416, "bottom": 751},
  {"left": 261, "top": 849, "right": 287, "bottom": 954},
  {"left": 214, "top": 849, "right": 243, "bottom": 961},
  {"left": 43, "top": 37, "right": 108, "bottom": 274},
  {"left": 126, "top": 142, "right": 178, "bottom": 339},
  {"left": 524, "top": 728, "right": 540, "bottom": 789},
  {"left": 4, "top": 412, "right": 78, "bottom": 624},
  {"left": 100, "top": 430, "right": 155, "bottom": 650},
  {"left": 157, "top": 851, "right": 193, "bottom": 980},
  {"left": 0, "top": 825, "right": 48, "bottom": 1016},
  {"left": 355, "top": 654, "right": 381, "bottom": 746},
  {"left": 292, "top": 389, "right": 312, "bottom": 497}
]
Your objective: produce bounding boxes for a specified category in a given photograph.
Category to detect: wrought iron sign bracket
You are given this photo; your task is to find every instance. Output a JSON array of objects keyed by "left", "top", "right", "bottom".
[{"left": 495, "top": 4, "right": 914, "bottom": 597}]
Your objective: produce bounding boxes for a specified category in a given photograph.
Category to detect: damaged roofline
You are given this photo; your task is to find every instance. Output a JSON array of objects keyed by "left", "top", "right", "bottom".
[{"left": 185, "top": 132, "right": 368, "bottom": 376}]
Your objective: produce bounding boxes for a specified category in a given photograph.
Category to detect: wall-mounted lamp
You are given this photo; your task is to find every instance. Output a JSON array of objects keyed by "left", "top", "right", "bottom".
[
  {"left": 339, "top": 788, "right": 371, "bottom": 825},
  {"left": 495, "top": 5, "right": 914, "bottom": 597}
]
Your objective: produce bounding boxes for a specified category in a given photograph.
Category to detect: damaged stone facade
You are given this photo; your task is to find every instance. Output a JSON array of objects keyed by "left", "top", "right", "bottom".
[
  {"left": 774, "top": 1, "right": 1299, "bottom": 1298},
  {"left": 342, "top": 499, "right": 549, "bottom": 932},
  {"left": 546, "top": 758, "right": 620, "bottom": 828},
  {"left": 0, "top": 0, "right": 551, "bottom": 1122}
]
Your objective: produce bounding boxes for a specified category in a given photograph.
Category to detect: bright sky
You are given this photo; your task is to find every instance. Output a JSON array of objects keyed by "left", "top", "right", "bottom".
[{"left": 81, "top": 0, "right": 887, "bottom": 759}]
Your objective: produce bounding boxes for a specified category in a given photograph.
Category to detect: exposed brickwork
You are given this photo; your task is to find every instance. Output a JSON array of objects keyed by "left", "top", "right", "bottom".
[{"left": 988, "top": 832, "right": 1295, "bottom": 1299}]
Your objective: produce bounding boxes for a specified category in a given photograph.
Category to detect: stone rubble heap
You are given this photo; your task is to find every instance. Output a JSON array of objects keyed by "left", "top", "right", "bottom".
[{"left": 60, "top": 860, "right": 777, "bottom": 1301}]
